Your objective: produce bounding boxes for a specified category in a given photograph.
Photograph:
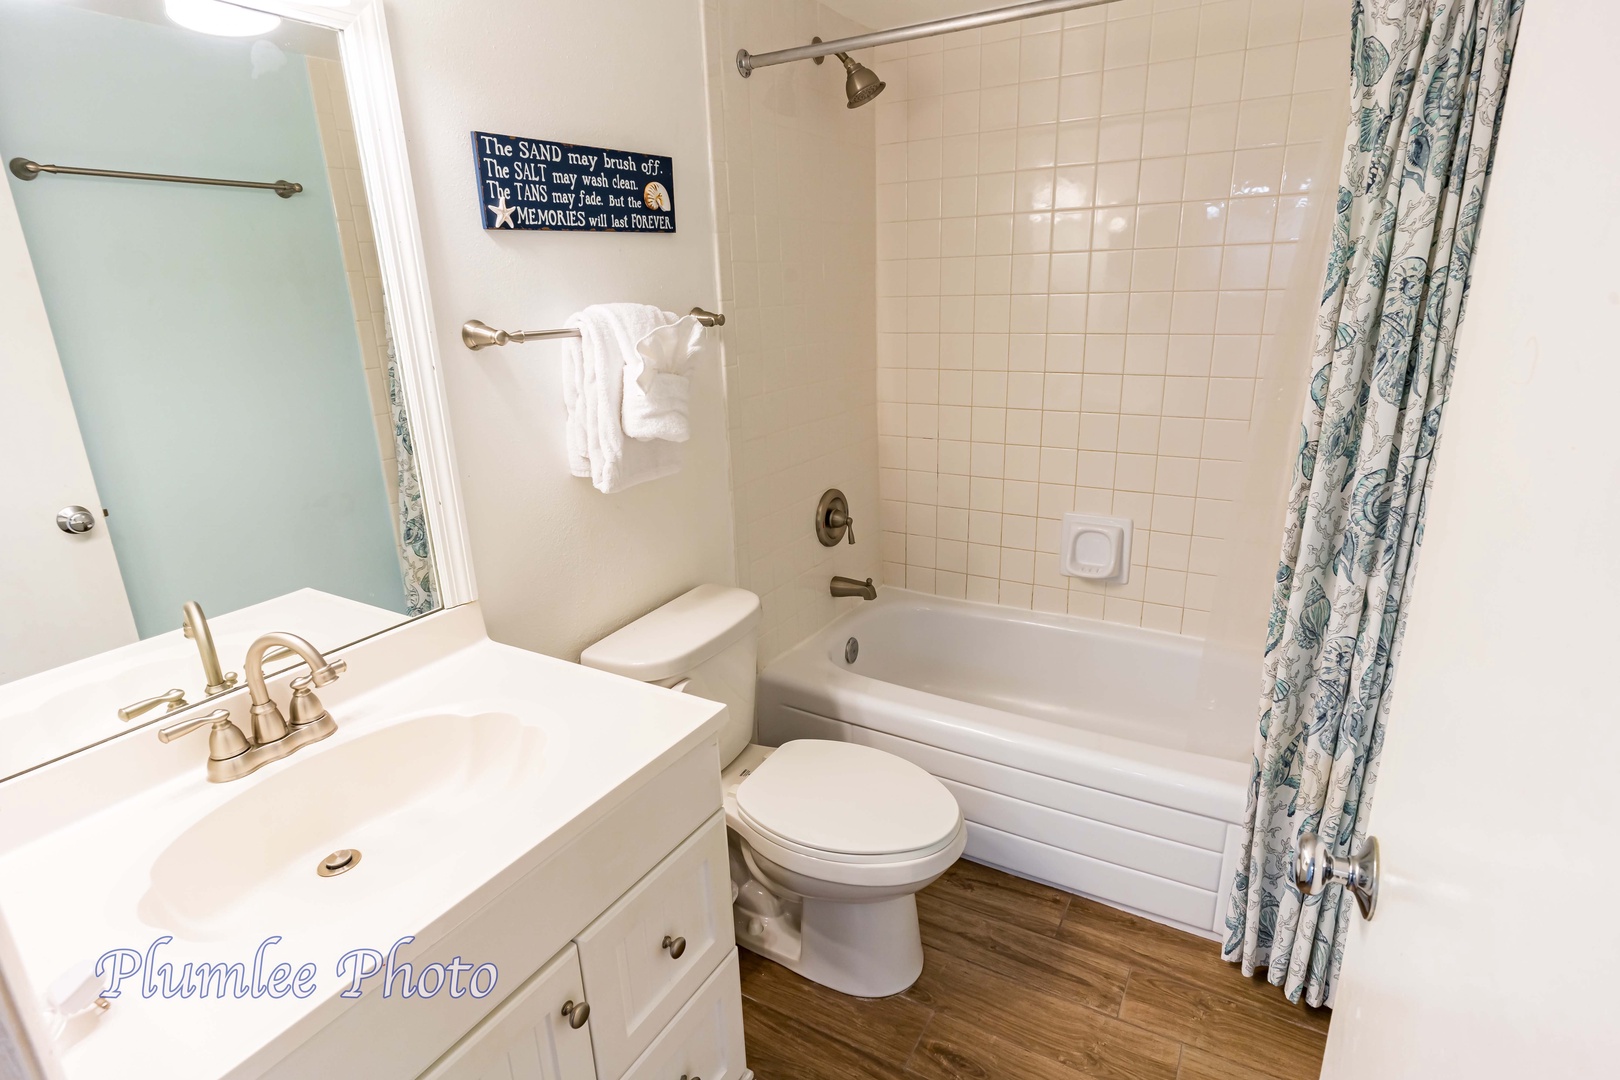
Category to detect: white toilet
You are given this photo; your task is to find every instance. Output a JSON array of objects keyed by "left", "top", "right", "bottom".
[{"left": 582, "top": 584, "right": 966, "bottom": 998}]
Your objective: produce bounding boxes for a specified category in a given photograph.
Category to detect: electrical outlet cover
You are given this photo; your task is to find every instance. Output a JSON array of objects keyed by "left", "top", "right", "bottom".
[{"left": 1060, "top": 513, "right": 1132, "bottom": 584}]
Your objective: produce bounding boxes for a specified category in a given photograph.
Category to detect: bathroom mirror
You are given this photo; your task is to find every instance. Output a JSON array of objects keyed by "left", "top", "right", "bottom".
[{"left": 0, "top": 0, "right": 471, "bottom": 780}]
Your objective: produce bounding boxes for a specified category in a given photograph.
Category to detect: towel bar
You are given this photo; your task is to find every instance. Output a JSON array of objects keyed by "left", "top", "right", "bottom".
[{"left": 462, "top": 308, "right": 725, "bottom": 350}]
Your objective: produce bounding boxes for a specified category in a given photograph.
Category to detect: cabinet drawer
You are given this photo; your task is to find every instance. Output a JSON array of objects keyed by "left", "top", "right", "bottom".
[
  {"left": 419, "top": 943, "right": 596, "bottom": 1080},
  {"left": 621, "top": 949, "right": 746, "bottom": 1080},
  {"left": 577, "top": 812, "right": 732, "bottom": 1080}
]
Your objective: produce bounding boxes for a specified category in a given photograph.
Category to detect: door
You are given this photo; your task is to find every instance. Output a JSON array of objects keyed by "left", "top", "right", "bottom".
[
  {"left": 1319, "top": 4, "right": 1620, "bottom": 1075},
  {"left": 417, "top": 943, "right": 596, "bottom": 1080},
  {"left": 0, "top": 171, "right": 136, "bottom": 681}
]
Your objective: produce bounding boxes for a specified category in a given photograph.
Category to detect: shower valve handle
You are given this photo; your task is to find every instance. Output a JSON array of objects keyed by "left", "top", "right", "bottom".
[{"left": 826, "top": 506, "right": 855, "bottom": 544}]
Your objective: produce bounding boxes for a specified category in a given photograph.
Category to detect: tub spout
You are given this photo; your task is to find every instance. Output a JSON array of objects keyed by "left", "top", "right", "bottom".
[{"left": 830, "top": 576, "right": 877, "bottom": 601}]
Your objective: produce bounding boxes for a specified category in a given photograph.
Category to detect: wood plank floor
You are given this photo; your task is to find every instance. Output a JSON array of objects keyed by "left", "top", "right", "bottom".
[{"left": 739, "top": 859, "right": 1330, "bottom": 1080}]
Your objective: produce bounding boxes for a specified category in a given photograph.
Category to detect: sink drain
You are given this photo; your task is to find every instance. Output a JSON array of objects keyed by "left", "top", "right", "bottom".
[{"left": 317, "top": 848, "right": 362, "bottom": 878}]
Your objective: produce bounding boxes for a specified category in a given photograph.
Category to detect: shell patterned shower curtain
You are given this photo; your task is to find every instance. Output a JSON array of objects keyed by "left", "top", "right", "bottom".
[{"left": 1222, "top": 0, "right": 1523, "bottom": 1006}]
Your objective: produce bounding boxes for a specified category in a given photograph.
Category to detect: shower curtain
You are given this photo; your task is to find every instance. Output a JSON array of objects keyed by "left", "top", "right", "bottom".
[
  {"left": 1222, "top": 0, "right": 1523, "bottom": 1006},
  {"left": 385, "top": 329, "right": 439, "bottom": 616}
]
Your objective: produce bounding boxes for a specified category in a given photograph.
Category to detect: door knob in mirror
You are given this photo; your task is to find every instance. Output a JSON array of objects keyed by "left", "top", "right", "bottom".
[{"left": 56, "top": 505, "right": 96, "bottom": 534}]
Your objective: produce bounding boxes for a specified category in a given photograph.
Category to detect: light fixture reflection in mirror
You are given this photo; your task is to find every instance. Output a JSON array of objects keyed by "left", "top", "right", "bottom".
[{"left": 163, "top": 0, "right": 281, "bottom": 38}]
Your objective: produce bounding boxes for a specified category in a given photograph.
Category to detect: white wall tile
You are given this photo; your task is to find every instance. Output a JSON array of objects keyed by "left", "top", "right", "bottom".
[{"left": 874, "top": 0, "right": 1349, "bottom": 635}]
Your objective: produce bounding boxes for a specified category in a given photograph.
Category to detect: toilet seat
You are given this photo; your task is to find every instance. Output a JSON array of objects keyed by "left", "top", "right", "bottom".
[{"left": 734, "top": 740, "right": 963, "bottom": 862}]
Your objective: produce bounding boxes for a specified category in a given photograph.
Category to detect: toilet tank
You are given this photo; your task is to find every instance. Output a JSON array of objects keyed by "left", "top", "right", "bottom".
[{"left": 580, "top": 585, "right": 760, "bottom": 768}]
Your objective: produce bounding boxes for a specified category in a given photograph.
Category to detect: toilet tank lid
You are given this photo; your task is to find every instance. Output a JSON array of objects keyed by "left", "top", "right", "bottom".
[{"left": 580, "top": 584, "right": 761, "bottom": 682}]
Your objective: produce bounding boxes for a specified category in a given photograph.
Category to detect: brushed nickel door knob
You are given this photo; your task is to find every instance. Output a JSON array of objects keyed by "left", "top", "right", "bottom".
[
  {"left": 1295, "top": 832, "right": 1380, "bottom": 920},
  {"left": 560, "top": 998, "right": 590, "bottom": 1029},
  {"left": 662, "top": 935, "right": 687, "bottom": 959},
  {"left": 56, "top": 505, "right": 96, "bottom": 534}
]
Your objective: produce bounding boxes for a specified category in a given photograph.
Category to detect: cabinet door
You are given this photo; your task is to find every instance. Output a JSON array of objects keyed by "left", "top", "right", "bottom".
[
  {"left": 418, "top": 943, "right": 596, "bottom": 1080},
  {"left": 576, "top": 813, "right": 733, "bottom": 1080},
  {"left": 620, "top": 949, "right": 747, "bottom": 1080}
]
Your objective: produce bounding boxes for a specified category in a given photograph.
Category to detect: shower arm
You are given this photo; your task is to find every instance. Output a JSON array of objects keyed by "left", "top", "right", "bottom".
[{"left": 736, "top": 0, "right": 1119, "bottom": 77}]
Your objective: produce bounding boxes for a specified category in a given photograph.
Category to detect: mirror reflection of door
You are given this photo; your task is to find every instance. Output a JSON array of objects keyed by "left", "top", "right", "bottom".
[
  {"left": 0, "top": 173, "right": 138, "bottom": 679},
  {"left": 0, "top": 0, "right": 436, "bottom": 774}
]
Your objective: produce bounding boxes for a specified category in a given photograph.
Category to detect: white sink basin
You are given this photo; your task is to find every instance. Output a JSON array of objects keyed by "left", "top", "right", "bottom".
[{"left": 138, "top": 711, "right": 547, "bottom": 941}]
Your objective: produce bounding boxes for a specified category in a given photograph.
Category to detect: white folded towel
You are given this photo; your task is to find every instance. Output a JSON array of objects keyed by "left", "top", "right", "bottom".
[
  {"left": 623, "top": 313, "right": 704, "bottom": 443},
  {"left": 561, "top": 303, "right": 686, "bottom": 493}
]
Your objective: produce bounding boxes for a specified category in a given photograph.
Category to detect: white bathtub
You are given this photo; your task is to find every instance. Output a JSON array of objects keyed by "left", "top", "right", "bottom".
[{"left": 756, "top": 589, "right": 1254, "bottom": 938}]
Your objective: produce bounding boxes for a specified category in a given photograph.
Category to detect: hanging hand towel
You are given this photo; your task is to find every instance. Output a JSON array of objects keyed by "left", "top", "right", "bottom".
[
  {"left": 561, "top": 303, "right": 683, "bottom": 493},
  {"left": 623, "top": 314, "right": 704, "bottom": 443}
]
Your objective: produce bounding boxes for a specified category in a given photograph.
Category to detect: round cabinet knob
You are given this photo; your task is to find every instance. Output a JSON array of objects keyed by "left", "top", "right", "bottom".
[
  {"left": 560, "top": 999, "right": 590, "bottom": 1029},
  {"left": 56, "top": 505, "right": 97, "bottom": 534},
  {"left": 662, "top": 934, "right": 687, "bottom": 959}
]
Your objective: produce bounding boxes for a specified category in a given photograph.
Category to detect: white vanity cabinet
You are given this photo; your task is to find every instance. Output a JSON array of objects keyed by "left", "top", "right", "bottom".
[
  {"left": 576, "top": 813, "right": 732, "bottom": 1078},
  {"left": 409, "top": 774, "right": 747, "bottom": 1080},
  {"left": 618, "top": 951, "right": 747, "bottom": 1080},
  {"left": 418, "top": 945, "right": 596, "bottom": 1080}
]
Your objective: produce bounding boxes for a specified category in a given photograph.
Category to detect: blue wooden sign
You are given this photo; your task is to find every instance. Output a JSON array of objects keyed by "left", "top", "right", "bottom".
[{"left": 471, "top": 131, "right": 676, "bottom": 234}]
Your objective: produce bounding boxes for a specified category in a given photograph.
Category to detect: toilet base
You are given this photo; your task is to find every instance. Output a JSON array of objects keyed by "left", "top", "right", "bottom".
[
  {"left": 730, "top": 833, "right": 927, "bottom": 998},
  {"left": 735, "top": 891, "right": 924, "bottom": 998}
]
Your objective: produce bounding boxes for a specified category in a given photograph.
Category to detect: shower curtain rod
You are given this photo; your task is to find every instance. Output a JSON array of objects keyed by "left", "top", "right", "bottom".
[{"left": 737, "top": 0, "right": 1119, "bottom": 77}]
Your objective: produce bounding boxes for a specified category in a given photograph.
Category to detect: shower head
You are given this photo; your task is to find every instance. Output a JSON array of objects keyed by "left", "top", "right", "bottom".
[
  {"left": 806, "top": 36, "right": 886, "bottom": 110},
  {"left": 836, "top": 51, "right": 885, "bottom": 108}
]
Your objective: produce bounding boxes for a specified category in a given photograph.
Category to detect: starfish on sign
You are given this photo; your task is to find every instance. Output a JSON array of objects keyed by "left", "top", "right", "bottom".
[{"left": 486, "top": 192, "right": 516, "bottom": 229}]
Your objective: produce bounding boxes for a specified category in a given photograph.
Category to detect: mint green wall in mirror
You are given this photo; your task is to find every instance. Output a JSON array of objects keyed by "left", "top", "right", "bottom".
[{"left": 0, "top": 1, "right": 407, "bottom": 637}]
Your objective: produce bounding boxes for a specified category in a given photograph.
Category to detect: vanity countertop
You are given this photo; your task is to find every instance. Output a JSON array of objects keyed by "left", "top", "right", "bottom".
[{"left": 0, "top": 603, "right": 727, "bottom": 1080}]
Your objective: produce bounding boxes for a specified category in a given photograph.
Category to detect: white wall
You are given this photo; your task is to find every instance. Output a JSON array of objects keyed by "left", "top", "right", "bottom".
[
  {"left": 704, "top": 0, "right": 882, "bottom": 664},
  {"left": 872, "top": 0, "right": 1348, "bottom": 634},
  {"left": 386, "top": 0, "right": 737, "bottom": 659}
]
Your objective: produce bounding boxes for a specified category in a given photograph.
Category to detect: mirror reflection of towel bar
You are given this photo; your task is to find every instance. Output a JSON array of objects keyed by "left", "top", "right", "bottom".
[
  {"left": 462, "top": 308, "right": 725, "bottom": 351},
  {"left": 9, "top": 156, "right": 302, "bottom": 198}
]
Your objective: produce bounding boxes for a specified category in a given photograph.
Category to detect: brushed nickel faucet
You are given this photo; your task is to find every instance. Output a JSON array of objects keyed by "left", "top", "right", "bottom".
[
  {"left": 243, "top": 632, "right": 346, "bottom": 747},
  {"left": 115, "top": 601, "right": 233, "bottom": 723},
  {"left": 182, "top": 600, "right": 238, "bottom": 696},
  {"left": 830, "top": 576, "right": 877, "bottom": 600},
  {"left": 158, "top": 632, "right": 346, "bottom": 783}
]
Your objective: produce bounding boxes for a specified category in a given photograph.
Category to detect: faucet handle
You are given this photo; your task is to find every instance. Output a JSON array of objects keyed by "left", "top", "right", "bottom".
[
  {"left": 310, "top": 658, "right": 347, "bottom": 687},
  {"left": 826, "top": 507, "right": 856, "bottom": 544},
  {"left": 158, "top": 708, "right": 250, "bottom": 762},
  {"left": 117, "top": 689, "right": 188, "bottom": 722},
  {"left": 287, "top": 673, "right": 339, "bottom": 729}
]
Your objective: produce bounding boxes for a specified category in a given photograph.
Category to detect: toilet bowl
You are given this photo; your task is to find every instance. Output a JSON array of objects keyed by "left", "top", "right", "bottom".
[{"left": 582, "top": 584, "right": 965, "bottom": 998}]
